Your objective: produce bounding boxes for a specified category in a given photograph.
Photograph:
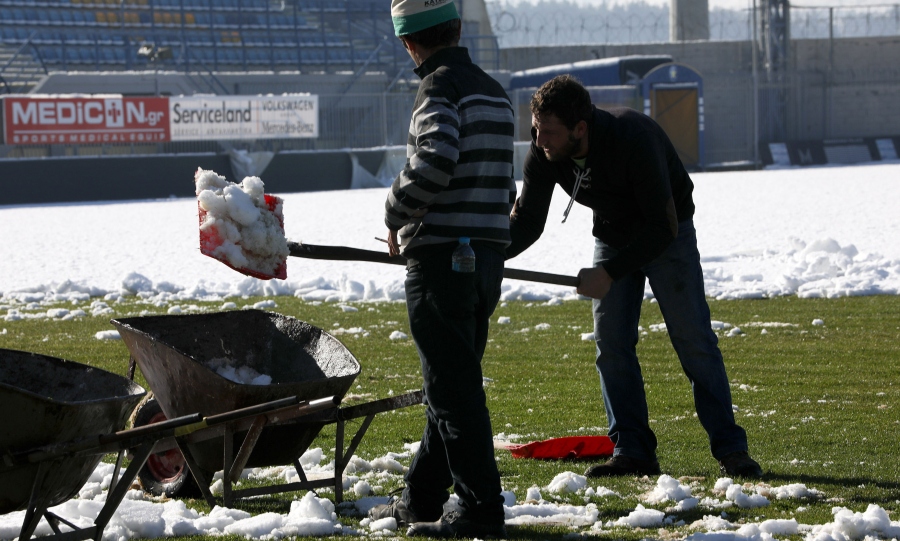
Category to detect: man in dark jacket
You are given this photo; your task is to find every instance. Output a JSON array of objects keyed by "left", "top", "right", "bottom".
[
  {"left": 508, "top": 75, "right": 762, "bottom": 479},
  {"left": 368, "top": 0, "right": 515, "bottom": 538}
]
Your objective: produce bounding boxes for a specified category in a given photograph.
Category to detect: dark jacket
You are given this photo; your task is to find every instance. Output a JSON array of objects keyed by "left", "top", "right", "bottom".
[
  {"left": 507, "top": 106, "right": 695, "bottom": 280},
  {"left": 384, "top": 46, "right": 516, "bottom": 260}
]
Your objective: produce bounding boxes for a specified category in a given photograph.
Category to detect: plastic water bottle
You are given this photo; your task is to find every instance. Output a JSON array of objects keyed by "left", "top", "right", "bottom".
[{"left": 451, "top": 237, "right": 476, "bottom": 273}]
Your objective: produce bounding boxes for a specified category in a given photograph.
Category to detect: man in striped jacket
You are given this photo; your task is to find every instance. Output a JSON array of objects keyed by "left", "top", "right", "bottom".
[{"left": 369, "top": 0, "right": 515, "bottom": 538}]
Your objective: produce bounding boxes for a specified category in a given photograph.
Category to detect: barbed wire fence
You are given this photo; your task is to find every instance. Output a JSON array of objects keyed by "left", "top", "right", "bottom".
[{"left": 485, "top": 0, "right": 900, "bottom": 46}]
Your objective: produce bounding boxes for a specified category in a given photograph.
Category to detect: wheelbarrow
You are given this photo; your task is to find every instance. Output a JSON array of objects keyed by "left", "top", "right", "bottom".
[
  {"left": 0, "top": 348, "right": 146, "bottom": 540},
  {"left": 111, "top": 309, "right": 423, "bottom": 507},
  {"left": 3, "top": 373, "right": 339, "bottom": 541},
  {"left": 0, "top": 349, "right": 146, "bottom": 516}
]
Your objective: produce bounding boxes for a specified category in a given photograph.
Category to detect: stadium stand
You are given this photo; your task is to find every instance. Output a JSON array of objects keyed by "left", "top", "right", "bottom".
[{"left": 0, "top": 0, "right": 428, "bottom": 82}]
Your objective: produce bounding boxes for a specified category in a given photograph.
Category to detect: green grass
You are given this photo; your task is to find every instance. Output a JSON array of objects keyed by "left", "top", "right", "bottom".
[{"left": 2, "top": 295, "right": 900, "bottom": 539}]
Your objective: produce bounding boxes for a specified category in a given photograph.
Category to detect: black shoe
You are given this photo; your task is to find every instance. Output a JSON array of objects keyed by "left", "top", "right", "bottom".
[
  {"left": 583, "top": 455, "right": 661, "bottom": 477},
  {"left": 408, "top": 511, "right": 506, "bottom": 539},
  {"left": 718, "top": 451, "right": 763, "bottom": 478},
  {"left": 368, "top": 497, "right": 422, "bottom": 527}
]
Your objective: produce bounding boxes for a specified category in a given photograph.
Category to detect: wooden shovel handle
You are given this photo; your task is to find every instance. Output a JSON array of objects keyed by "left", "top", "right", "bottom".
[{"left": 287, "top": 242, "right": 580, "bottom": 288}]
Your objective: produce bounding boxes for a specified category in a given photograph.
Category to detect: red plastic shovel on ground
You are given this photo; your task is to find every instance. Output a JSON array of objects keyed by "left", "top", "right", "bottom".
[
  {"left": 494, "top": 436, "right": 615, "bottom": 460},
  {"left": 199, "top": 191, "right": 580, "bottom": 287}
]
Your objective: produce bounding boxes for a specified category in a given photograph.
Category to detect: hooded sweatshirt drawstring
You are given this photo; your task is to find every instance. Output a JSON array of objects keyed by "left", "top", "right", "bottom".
[{"left": 562, "top": 166, "right": 591, "bottom": 223}]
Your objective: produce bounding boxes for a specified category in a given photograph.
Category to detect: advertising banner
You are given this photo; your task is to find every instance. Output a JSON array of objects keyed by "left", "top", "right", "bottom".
[
  {"left": 169, "top": 94, "right": 318, "bottom": 141},
  {"left": 2, "top": 96, "right": 170, "bottom": 145}
]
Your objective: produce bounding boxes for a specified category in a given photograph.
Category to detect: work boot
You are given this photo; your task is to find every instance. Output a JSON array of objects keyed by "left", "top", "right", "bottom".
[
  {"left": 368, "top": 497, "right": 423, "bottom": 527},
  {"left": 584, "top": 455, "right": 661, "bottom": 477},
  {"left": 408, "top": 511, "right": 506, "bottom": 539},
  {"left": 718, "top": 451, "right": 764, "bottom": 478}
]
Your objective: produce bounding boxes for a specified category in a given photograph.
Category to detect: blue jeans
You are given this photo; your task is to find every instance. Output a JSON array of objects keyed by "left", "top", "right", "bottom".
[
  {"left": 592, "top": 220, "right": 748, "bottom": 461},
  {"left": 401, "top": 244, "right": 505, "bottom": 524}
]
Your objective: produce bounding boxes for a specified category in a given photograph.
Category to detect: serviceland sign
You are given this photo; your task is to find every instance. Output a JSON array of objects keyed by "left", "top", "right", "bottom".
[
  {"left": 2, "top": 94, "right": 318, "bottom": 144},
  {"left": 169, "top": 95, "right": 318, "bottom": 141}
]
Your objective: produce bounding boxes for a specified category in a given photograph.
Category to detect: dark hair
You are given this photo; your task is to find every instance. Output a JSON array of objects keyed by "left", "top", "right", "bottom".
[
  {"left": 402, "top": 18, "right": 461, "bottom": 49},
  {"left": 530, "top": 75, "right": 593, "bottom": 130}
]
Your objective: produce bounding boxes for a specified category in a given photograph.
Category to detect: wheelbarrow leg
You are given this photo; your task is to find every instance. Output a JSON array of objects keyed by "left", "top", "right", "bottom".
[
  {"left": 334, "top": 419, "right": 345, "bottom": 503},
  {"left": 177, "top": 438, "right": 217, "bottom": 509},
  {"left": 43, "top": 512, "right": 63, "bottom": 536},
  {"left": 292, "top": 459, "right": 309, "bottom": 484},
  {"left": 93, "top": 442, "right": 155, "bottom": 541},
  {"left": 229, "top": 415, "right": 266, "bottom": 485},
  {"left": 43, "top": 511, "right": 81, "bottom": 536},
  {"left": 222, "top": 424, "right": 234, "bottom": 508},
  {"left": 108, "top": 449, "right": 126, "bottom": 494},
  {"left": 334, "top": 414, "right": 376, "bottom": 504},
  {"left": 18, "top": 460, "right": 51, "bottom": 541}
]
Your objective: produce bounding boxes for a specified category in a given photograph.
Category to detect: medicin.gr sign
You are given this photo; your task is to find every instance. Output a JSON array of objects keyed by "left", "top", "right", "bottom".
[
  {"left": 169, "top": 95, "right": 318, "bottom": 141},
  {"left": 2, "top": 96, "right": 169, "bottom": 144}
]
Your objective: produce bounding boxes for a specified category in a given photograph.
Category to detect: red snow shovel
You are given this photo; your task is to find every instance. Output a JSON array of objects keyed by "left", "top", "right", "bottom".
[
  {"left": 199, "top": 194, "right": 288, "bottom": 280},
  {"left": 494, "top": 436, "right": 615, "bottom": 460},
  {"left": 199, "top": 191, "right": 580, "bottom": 288}
]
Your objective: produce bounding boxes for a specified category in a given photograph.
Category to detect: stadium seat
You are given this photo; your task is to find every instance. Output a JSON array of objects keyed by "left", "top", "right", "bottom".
[
  {"left": 40, "top": 46, "right": 63, "bottom": 63},
  {"left": 100, "top": 46, "right": 116, "bottom": 64},
  {"left": 64, "top": 47, "right": 80, "bottom": 66},
  {"left": 40, "top": 31, "right": 64, "bottom": 45},
  {"left": 1, "top": 26, "right": 16, "bottom": 44},
  {"left": 71, "top": 10, "right": 90, "bottom": 25}
]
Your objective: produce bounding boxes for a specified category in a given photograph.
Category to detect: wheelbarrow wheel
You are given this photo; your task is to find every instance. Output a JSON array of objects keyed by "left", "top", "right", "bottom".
[{"left": 133, "top": 397, "right": 207, "bottom": 498}]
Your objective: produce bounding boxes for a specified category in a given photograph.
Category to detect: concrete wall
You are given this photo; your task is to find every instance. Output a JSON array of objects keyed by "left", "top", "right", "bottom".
[{"left": 0, "top": 150, "right": 375, "bottom": 206}]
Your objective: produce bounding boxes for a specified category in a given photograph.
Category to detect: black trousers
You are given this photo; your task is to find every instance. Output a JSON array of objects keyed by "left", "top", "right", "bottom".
[{"left": 401, "top": 243, "right": 505, "bottom": 524}]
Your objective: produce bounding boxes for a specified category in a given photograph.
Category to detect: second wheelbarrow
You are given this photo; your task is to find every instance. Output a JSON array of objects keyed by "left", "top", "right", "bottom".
[
  {"left": 111, "top": 310, "right": 423, "bottom": 506},
  {"left": 111, "top": 310, "right": 360, "bottom": 478},
  {"left": 0, "top": 348, "right": 146, "bottom": 541},
  {"left": 0, "top": 349, "right": 146, "bottom": 516}
]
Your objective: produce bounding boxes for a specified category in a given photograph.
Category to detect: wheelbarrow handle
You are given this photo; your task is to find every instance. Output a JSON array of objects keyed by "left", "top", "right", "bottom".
[
  {"left": 5, "top": 412, "right": 204, "bottom": 467},
  {"left": 287, "top": 242, "right": 580, "bottom": 288}
]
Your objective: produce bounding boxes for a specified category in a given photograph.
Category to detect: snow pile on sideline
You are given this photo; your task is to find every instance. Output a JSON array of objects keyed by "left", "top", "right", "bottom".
[{"left": 2, "top": 165, "right": 899, "bottom": 304}]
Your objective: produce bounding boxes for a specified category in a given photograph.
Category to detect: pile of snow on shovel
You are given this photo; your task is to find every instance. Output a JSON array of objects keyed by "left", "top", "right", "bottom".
[{"left": 195, "top": 168, "right": 289, "bottom": 277}]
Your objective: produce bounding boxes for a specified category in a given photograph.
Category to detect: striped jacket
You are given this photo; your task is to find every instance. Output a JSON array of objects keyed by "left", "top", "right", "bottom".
[{"left": 385, "top": 46, "right": 516, "bottom": 258}]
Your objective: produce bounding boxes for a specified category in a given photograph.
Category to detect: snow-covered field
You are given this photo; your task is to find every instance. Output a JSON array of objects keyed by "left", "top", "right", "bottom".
[
  {"left": 1, "top": 162, "right": 900, "bottom": 540},
  {"left": 2, "top": 163, "right": 899, "bottom": 310}
]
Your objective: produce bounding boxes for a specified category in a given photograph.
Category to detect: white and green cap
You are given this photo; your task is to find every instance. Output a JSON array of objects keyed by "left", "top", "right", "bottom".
[{"left": 391, "top": 0, "right": 460, "bottom": 36}]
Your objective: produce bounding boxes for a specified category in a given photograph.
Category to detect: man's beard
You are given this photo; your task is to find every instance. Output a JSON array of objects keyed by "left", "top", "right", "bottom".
[{"left": 544, "top": 133, "right": 582, "bottom": 162}]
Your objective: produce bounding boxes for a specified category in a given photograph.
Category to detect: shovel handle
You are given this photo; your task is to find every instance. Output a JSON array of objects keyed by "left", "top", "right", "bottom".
[{"left": 287, "top": 242, "right": 580, "bottom": 288}]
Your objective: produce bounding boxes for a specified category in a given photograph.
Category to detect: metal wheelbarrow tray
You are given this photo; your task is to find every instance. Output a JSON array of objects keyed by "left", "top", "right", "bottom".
[
  {"left": 111, "top": 310, "right": 422, "bottom": 508},
  {"left": 0, "top": 349, "right": 146, "bottom": 515},
  {"left": 111, "top": 310, "right": 361, "bottom": 474}
]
